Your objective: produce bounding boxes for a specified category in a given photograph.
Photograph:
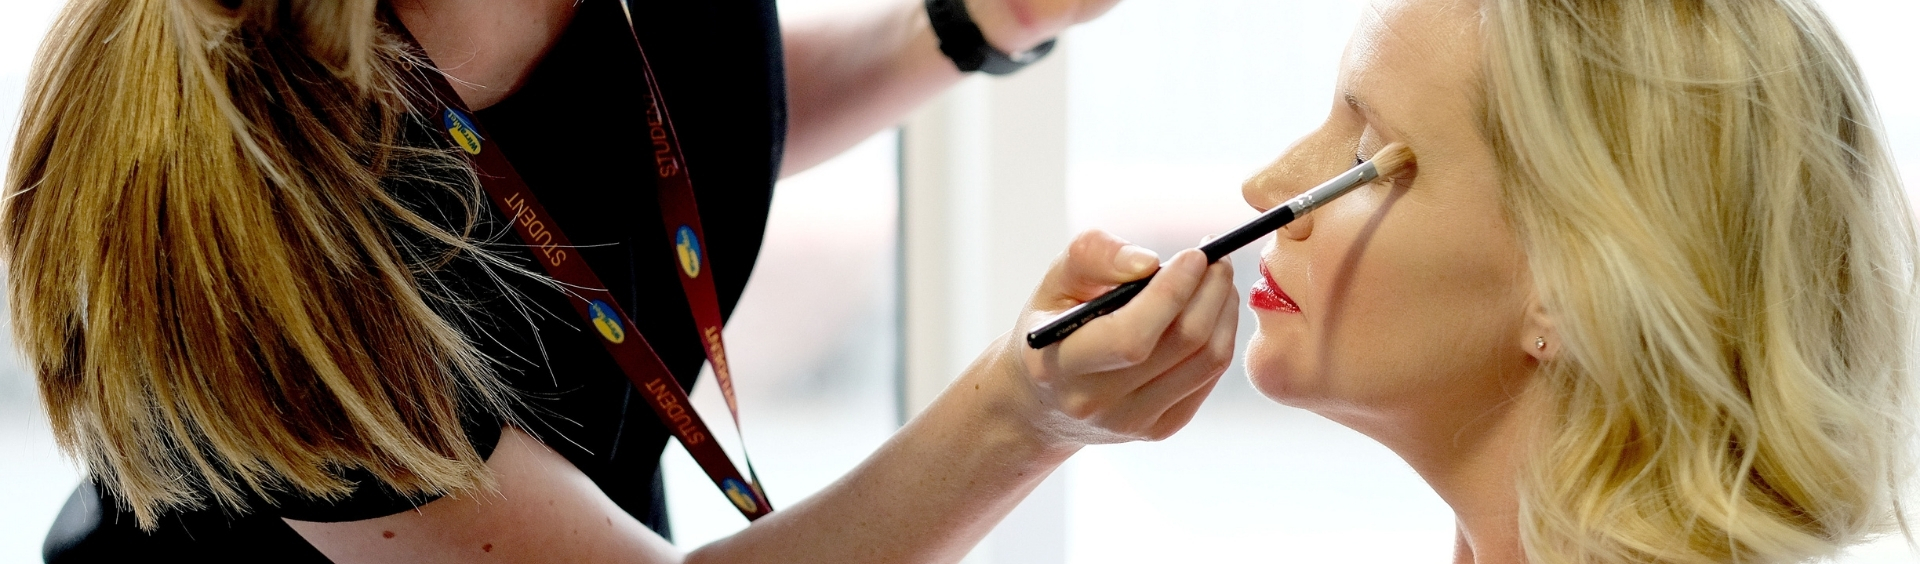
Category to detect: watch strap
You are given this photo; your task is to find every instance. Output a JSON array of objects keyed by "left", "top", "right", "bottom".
[{"left": 926, "top": 0, "right": 1057, "bottom": 75}]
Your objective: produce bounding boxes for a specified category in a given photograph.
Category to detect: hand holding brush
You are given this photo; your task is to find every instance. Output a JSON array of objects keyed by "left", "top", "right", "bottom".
[{"left": 1026, "top": 142, "right": 1415, "bottom": 349}]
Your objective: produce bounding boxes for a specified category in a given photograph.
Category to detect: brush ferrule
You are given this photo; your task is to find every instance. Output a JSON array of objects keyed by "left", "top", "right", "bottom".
[{"left": 1284, "top": 162, "right": 1378, "bottom": 217}]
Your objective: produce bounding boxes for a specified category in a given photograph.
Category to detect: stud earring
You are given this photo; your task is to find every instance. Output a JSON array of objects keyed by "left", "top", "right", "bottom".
[{"left": 1535, "top": 337, "right": 1547, "bottom": 351}]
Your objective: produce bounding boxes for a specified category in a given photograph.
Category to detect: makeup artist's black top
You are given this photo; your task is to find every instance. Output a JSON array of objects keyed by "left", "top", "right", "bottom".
[{"left": 42, "top": 1, "right": 785, "bottom": 561}]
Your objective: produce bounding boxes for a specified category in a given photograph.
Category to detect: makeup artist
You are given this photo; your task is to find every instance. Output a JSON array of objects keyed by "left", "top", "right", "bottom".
[{"left": 16, "top": 0, "right": 1238, "bottom": 563}]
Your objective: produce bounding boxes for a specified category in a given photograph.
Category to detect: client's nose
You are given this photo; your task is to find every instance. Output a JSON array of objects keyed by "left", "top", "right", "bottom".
[{"left": 1242, "top": 156, "right": 1315, "bottom": 241}]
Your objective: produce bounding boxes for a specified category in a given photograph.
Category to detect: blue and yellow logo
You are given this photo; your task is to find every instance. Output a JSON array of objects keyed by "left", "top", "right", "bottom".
[
  {"left": 587, "top": 300, "right": 625, "bottom": 344},
  {"left": 443, "top": 109, "right": 483, "bottom": 155},
  {"left": 674, "top": 225, "right": 702, "bottom": 278},
  {"left": 721, "top": 478, "right": 759, "bottom": 514}
]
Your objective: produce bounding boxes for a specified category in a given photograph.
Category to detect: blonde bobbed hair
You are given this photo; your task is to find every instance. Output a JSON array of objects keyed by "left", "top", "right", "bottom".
[{"left": 1483, "top": 0, "right": 1916, "bottom": 562}]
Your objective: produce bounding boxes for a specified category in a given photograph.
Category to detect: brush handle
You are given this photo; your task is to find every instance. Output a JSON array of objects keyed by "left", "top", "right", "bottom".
[
  {"left": 1024, "top": 206, "right": 1298, "bottom": 350},
  {"left": 1201, "top": 206, "right": 1295, "bottom": 262},
  {"left": 1025, "top": 275, "right": 1155, "bottom": 348},
  {"left": 1026, "top": 160, "right": 1378, "bottom": 349},
  {"left": 1025, "top": 206, "right": 1297, "bottom": 349}
]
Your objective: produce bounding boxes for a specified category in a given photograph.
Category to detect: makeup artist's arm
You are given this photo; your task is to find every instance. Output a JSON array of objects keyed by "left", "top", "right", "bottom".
[
  {"left": 780, "top": 0, "right": 1119, "bottom": 176},
  {"left": 287, "top": 230, "right": 1238, "bottom": 564},
  {"left": 690, "top": 233, "right": 1236, "bottom": 563}
]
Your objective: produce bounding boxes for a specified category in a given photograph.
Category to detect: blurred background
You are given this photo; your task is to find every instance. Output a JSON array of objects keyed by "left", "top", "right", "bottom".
[{"left": 2, "top": 1, "right": 1917, "bottom": 563}]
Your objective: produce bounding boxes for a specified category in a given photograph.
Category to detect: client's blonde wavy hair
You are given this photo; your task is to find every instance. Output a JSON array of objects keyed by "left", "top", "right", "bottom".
[
  {"left": 3, "top": 0, "right": 513, "bottom": 529},
  {"left": 1484, "top": 0, "right": 1917, "bottom": 562}
]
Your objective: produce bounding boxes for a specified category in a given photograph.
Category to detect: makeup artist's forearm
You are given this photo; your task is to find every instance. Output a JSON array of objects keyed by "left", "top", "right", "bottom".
[
  {"left": 779, "top": 0, "right": 963, "bottom": 177},
  {"left": 688, "top": 344, "right": 1077, "bottom": 564}
]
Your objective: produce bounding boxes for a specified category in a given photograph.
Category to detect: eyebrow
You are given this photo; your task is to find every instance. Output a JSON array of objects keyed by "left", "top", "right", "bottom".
[
  {"left": 1343, "top": 91, "right": 1365, "bottom": 110},
  {"left": 1343, "top": 90, "right": 1406, "bottom": 142},
  {"left": 1344, "top": 91, "right": 1380, "bottom": 124}
]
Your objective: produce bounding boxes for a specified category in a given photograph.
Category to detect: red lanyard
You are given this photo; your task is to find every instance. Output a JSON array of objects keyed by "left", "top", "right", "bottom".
[{"left": 409, "top": 1, "right": 772, "bottom": 521}]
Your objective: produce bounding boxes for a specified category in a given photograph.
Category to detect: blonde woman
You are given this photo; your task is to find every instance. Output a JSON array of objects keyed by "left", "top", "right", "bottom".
[
  {"left": 9, "top": 0, "right": 1240, "bottom": 562},
  {"left": 1240, "top": 0, "right": 1913, "bottom": 562}
]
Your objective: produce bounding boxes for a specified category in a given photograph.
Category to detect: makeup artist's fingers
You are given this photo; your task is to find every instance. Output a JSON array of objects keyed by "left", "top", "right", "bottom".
[
  {"left": 1146, "top": 373, "right": 1224, "bottom": 441},
  {"left": 1169, "top": 258, "right": 1236, "bottom": 355},
  {"left": 1084, "top": 257, "right": 1235, "bottom": 392},
  {"left": 1090, "top": 347, "right": 1223, "bottom": 439},
  {"left": 1040, "top": 229, "right": 1161, "bottom": 305},
  {"left": 1103, "top": 283, "right": 1238, "bottom": 434},
  {"left": 1041, "top": 324, "right": 1229, "bottom": 444},
  {"left": 1128, "top": 296, "right": 1239, "bottom": 442},
  {"left": 1037, "top": 256, "right": 1234, "bottom": 434},
  {"left": 1049, "top": 249, "right": 1208, "bottom": 374}
]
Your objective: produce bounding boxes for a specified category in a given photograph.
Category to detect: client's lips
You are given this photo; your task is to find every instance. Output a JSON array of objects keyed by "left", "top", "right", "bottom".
[{"left": 1251, "top": 261, "right": 1300, "bottom": 313}]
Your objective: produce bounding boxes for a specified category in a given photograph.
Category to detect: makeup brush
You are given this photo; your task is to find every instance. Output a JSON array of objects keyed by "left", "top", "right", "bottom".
[{"left": 1026, "top": 142, "right": 1415, "bottom": 349}]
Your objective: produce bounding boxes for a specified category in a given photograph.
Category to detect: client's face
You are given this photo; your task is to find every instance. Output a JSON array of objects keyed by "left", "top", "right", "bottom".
[{"left": 1241, "top": 0, "right": 1537, "bottom": 428}]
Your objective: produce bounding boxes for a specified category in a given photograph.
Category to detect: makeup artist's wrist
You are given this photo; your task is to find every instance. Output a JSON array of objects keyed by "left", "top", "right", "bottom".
[{"left": 936, "top": 335, "right": 1086, "bottom": 460}]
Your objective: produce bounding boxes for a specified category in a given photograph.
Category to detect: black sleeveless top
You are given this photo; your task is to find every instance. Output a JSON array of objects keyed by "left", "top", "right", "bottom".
[{"left": 42, "top": 1, "right": 785, "bottom": 561}]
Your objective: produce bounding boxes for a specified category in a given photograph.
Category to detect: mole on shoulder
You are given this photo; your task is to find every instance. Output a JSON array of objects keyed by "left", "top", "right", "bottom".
[
  {"left": 483, "top": 543, "right": 494, "bottom": 552},
  {"left": 382, "top": 531, "right": 396, "bottom": 539}
]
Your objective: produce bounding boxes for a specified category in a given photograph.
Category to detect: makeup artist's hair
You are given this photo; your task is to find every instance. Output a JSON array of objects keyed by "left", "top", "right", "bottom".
[
  {"left": 2, "top": 0, "right": 512, "bottom": 529},
  {"left": 1483, "top": 0, "right": 1916, "bottom": 562}
]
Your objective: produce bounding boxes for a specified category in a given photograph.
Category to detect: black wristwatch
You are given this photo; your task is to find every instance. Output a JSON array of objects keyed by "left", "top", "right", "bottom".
[{"left": 925, "top": 0, "right": 1057, "bottom": 75}]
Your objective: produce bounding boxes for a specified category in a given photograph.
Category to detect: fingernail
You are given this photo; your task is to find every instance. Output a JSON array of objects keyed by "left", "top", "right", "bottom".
[
  {"left": 1176, "top": 249, "right": 1205, "bottom": 268},
  {"left": 1116, "top": 245, "right": 1159, "bottom": 275}
]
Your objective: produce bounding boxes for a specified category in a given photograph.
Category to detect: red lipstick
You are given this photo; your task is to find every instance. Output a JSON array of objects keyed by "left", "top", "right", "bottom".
[{"left": 1251, "top": 262, "right": 1300, "bottom": 313}]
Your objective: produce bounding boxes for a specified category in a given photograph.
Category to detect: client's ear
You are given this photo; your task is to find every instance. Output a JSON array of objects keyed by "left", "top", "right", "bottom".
[{"left": 1520, "top": 294, "right": 1557, "bottom": 363}]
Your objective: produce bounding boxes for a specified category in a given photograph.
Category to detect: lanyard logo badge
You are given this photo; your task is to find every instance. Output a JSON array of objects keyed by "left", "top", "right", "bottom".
[
  {"left": 587, "top": 300, "right": 626, "bottom": 344},
  {"left": 442, "top": 109, "right": 484, "bottom": 155},
  {"left": 415, "top": 17, "right": 770, "bottom": 521},
  {"left": 721, "top": 478, "right": 760, "bottom": 514},
  {"left": 674, "top": 225, "right": 702, "bottom": 278}
]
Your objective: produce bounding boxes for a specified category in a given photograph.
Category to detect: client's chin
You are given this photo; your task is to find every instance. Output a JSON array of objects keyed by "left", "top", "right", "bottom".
[{"left": 1242, "top": 334, "right": 1340, "bottom": 410}]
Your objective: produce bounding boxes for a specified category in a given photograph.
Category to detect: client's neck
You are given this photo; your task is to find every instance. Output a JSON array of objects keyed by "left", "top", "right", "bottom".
[{"left": 1329, "top": 380, "right": 1546, "bottom": 564}]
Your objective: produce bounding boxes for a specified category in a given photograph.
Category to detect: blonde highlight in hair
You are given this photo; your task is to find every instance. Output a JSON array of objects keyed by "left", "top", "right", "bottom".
[
  {"left": 3, "top": 0, "right": 515, "bottom": 529},
  {"left": 1483, "top": 0, "right": 1917, "bottom": 561}
]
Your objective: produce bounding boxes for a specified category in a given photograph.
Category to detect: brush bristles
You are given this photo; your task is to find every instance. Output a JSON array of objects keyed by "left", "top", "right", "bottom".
[{"left": 1368, "top": 142, "right": 1415, "bottom": 178}]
